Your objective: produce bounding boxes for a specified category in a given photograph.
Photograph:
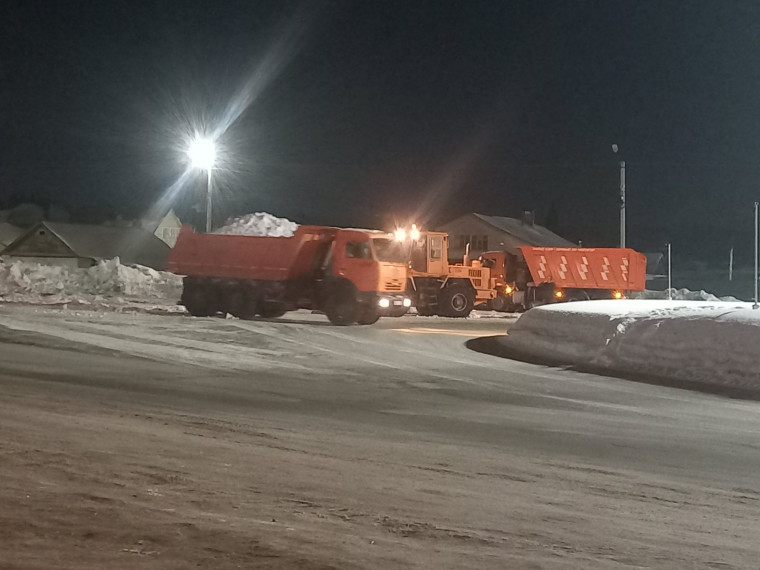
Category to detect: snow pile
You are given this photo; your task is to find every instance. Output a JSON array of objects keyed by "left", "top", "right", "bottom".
[
  {"left": 0, "top": 257, "right": 182, "bottom": 308},
  {"left": 630, "top": 288, "right": 740, "bottom": 302},
  {"left": 215, "top": 212, "right": 298, "bottom": 237},
  {"left": 502, "top": 300, "right": 760, "bottom": 392}
]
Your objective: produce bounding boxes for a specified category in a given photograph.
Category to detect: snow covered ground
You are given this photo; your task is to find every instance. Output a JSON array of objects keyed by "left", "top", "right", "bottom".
[
  {"left": 502, "top": 299, "right": 760, "bottom": 393},
  {"left": 0, "top": 257, "right": 183, "bottom": 311}
]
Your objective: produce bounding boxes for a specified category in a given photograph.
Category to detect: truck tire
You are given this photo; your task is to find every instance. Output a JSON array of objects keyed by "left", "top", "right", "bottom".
[
  {"left": 258, "top": 302, "right": 287, "bottom": 319},
  {"left": 357, "top": 306, "right": 381, "bottom": 325},
  {"left": 182, "top": 280, "right": 214, "bottom": 317},
  {"left": 490, "top": 296, "right": 509, "bottom": 312},
  {"left": 324, "top": 293, "right": 359, "bottom": 325},
  {"left": 415, "top": 305, "right": 437, "bottom": 316},
  {"left": 221, "top": 285, "right": 243, "bottom": 317},
  {"left": 437, "top": 283, "right": 475, "bottom": 318},
  {"left": 230, "top": 287, "right": 259, "bottom": 320}
]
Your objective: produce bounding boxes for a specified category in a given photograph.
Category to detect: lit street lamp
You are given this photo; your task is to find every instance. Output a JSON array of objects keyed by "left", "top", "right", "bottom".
[
  {"left": 187, "top": 136, "right": 217, "bottom": 233},
  {"left": 612, "top": 144, "right": 626, "bottom": 248}
]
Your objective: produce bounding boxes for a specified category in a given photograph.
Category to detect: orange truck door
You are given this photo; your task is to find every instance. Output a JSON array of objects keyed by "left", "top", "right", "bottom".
[{"left": 332, "top": 230, "right": 379, "bottom": 293}]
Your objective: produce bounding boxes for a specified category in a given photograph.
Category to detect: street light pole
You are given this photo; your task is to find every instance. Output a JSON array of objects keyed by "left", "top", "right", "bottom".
[
  {"left": 667, "top": 242, "right": 672, "bottom": 301},
  {"left": 754, "top": 202, "right": 759, "bottom": 309},
  {"left": 620, "top": 160, "right": 626, "bottom": 248},
  {"left": 187, "top": 135, "right": 217, "bottom": 233},
  {"left": 612, "top": 144, "right": 626, "bottom": 248},
  {"left": 205, "top": 168, "right": 213, "bottom": 233}
]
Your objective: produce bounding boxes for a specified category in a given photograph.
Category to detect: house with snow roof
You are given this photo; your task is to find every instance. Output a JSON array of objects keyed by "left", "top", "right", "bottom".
[
  {"left": 0, "top": 223, "right": 23, "bottom": 249},
  {"left": 0, "top": 221, "right": 170, "bottom": 270},
  {"left": 436, "top": 212, "right": 575, "bottom": 261}
]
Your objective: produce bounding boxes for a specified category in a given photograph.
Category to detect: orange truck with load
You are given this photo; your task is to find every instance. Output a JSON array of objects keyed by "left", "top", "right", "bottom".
[
  {"left": 480, "top": 246, "right": 647, "bottom": 311},
  {"left": 167, "top": 225, "right": 411, "bottom": 325}
]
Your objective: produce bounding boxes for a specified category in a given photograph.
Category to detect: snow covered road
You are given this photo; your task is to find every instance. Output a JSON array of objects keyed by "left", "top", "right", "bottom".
[{"left": 2, "top": 305, "right": 760, "bottom": 569}]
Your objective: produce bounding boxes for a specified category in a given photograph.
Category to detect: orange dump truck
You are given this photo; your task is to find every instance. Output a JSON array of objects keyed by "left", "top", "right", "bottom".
[
  {"left": 167, "top": 225, "right": 411, "bottom": 325},
  {"left": 480, "top": 246, "right": 647, "bottom": 311}
]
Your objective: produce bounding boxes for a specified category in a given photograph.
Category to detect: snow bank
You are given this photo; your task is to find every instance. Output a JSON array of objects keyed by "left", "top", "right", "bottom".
[
  {"left": 631, "top": 288, "right": 740, "bottom": 302},
  {"left": 215, "top": 212, "right": 298, "bottom": 237},
  {"left": 0, "top": 257, "right": 182, "bottom": 309},
  {"left": 502, "top": 300, "right": 760, "bottom": 393}
]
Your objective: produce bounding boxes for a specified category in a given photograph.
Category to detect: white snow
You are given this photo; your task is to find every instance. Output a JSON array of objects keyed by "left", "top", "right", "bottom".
[
  {"left": 214, "top": 212, "right": 298, "bottom": 237},
  {"left": 0, "top": 257, "right": 183, "bottom": 310},
  {"left": 502, "top": 299, "right": 760, "bottom": 392},
  {"left": 630, "top": 288, "right": 740, "bottom": 302}
]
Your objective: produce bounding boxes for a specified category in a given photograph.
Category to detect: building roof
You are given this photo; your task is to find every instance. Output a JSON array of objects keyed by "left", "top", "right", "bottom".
[
  {"left": 0, "top": 223, "right": 23, "bottom": 248},
  {"left": 2, "top": 222, "right": 170, "bottom": 270},
  {"left": 470, "top": 213, "right": 575, "bottom": 247}
]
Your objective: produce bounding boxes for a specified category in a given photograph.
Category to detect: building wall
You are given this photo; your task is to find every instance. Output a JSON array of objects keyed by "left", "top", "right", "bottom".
[
  {"left": 4, "top": 226, "right": 72, "bottom": 257},
  {"left": 437, "top": 215, "right": 529, "bottom": 260}
]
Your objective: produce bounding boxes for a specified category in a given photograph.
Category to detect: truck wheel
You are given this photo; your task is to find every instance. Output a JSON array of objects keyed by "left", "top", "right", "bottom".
[
  {"left": 258, "top": 302, "right": 287, "bottom": 319},
  {"left": 357, "top": 306, "right": 381, "bottom": 325},
  {"left": 182, "top": 281, "right": 213, "bottom": 317},
  {"left": 415, "top": 305, "right": 436, "bottom": 316},
  {"left": 325, "top": 294, "right": 359, "bottom": 325},
  {"left": 437, "top": 283, "right": 475, "bottom": 318},
  {"left": 490, "top": 296, "right": 509, "bottom": 312},
  {"left": 222, "top": 286, "right": 244, "bottom": 317},
  {"left": 231, "top": 288, "right": 259, "bottom": 320}
]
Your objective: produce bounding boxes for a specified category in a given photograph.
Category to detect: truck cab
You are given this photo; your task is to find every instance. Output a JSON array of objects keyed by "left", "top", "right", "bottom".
[{"left": 324, "top": 230, "right": 411, "bottom": 323}]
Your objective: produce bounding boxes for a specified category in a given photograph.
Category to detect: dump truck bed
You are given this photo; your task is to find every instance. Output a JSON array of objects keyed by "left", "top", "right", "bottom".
[
  {"left": 519, "top": 246, "right": 647, "bottom": 291},
  {"left": 167, "top": 225, "right": 336, "bottom": 281}
]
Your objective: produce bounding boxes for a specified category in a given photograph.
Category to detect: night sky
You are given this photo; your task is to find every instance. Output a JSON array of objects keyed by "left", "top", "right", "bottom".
[{"left": 3, "top": 1, "right": 760, "bottom": 263}]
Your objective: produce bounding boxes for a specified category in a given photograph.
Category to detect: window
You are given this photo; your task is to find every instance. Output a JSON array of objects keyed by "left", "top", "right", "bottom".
[
  {"left": 345, "top": 241, "right": 371, "bottom": 259},
  {"left": 458, "top": 234, "right": 469, "bottom": 249},
  {"left": 468, "top": 235, "right": 488, "bottom": 251},
  {"left": 430, "top": 236, "right": 443, "bottom": 260},
  {"left": 372, "top": 238, "right": 407, "bottom": 263}
]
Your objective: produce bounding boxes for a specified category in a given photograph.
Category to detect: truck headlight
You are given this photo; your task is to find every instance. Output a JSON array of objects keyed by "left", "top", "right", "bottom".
[
  {"left": 378, "top": 298, "right": 391, "bottom": 308},
  {"left": 403, "top": 298, "right": 412, "bottom": 307}
]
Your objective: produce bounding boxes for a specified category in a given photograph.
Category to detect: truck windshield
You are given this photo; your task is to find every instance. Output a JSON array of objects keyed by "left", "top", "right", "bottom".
[{"left": 372, "top": 238, "right": 408, "bottom": 264}]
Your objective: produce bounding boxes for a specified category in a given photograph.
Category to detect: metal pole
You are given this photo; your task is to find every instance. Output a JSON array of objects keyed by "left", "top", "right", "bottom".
[
  {"left": 754, "top": 202, "right": 759, "bottom": 308},
  {"left": 729, "top": 247, "right": 734, "bottom": 282},
  {"left": 620, "top": 160, "right": 626, "bottom": 248},
  {"left": 205, "top": 169, "right": 213, "bottom": 233},
  {"left": 667, "top": 242, "right": 672, "bottom": 301}
]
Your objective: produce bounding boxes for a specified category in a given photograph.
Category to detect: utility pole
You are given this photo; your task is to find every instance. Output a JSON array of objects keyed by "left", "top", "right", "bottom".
[
  {"left": 754, "top": 202, "right": 759, "bottom": 309},
  {"left": 612, "top": 144, "right": 626, "bottom": 248},
  {"left": 620, "top": 160, "right": 626, "bottom": 248},
  {"left": 667, "top": 242, "right": 672, "bottom": 301},
  {"left": 205, "top": 169, "right": 213, "bottom": 233},
  {"left": 729, "top": 247, "right": 734, "bottom": 282}
]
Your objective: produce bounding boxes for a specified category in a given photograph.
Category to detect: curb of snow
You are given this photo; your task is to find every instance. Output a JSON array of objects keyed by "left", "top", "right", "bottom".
[{"left": 493, "top": 301, "right": 760, "bottom": 398}]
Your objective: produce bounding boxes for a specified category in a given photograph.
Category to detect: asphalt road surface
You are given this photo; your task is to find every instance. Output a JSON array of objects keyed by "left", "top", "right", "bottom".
[{"left": 1, "top": 305, "right": 759, "bottom": 569}]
